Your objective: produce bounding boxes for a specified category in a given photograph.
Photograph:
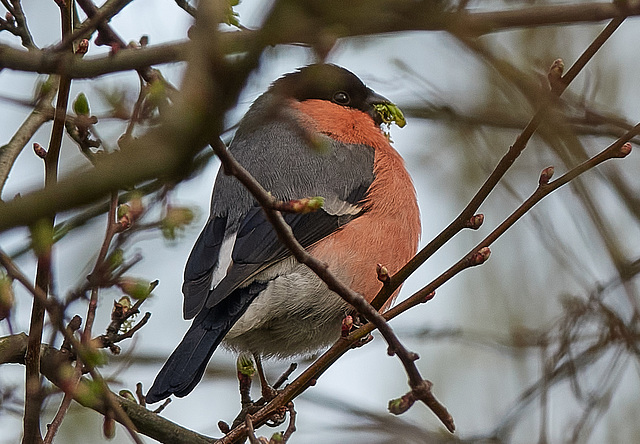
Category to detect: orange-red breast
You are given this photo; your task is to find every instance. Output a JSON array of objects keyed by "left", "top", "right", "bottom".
[{"left": 146, "top": 64, "right": 420, "bottom": 403}]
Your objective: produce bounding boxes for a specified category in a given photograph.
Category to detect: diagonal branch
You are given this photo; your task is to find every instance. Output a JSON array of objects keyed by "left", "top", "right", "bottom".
[
  {"left": 217, "top": 120, "right": 636, "bottom": 443},
  {"left": 371, "top": 16, "right": 625, "bottom": 310},
  {"left": 53, "top": 0, "right": 135, "bottom": 52},
  {"left": 0, "top": 81, "right": 57, "bottom": 192},
  {"left": 210, "top": 138, "right": 455, "bottom": 433}
]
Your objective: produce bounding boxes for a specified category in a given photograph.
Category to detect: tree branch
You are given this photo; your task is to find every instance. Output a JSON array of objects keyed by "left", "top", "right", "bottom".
[
  {"left": 0, "top": 333, "right": 216, "bottom": 444},
  {"left": 53, "top": 0, "right": 136, "bottom": 52},
  {"left": 210, "top": 138, "right": 456, "bottom": 433},
  {"left": 0, "top": 81, "right": 57, "bottom": 193},
  {"left": 371, "top": 16, "right": 625, "bottom": 310},
  {"left": 0, "top": 2, "right": 637, "bottom": 79},
  {"left": 217, "top": 122, "right": 636, "bottom": 444}
]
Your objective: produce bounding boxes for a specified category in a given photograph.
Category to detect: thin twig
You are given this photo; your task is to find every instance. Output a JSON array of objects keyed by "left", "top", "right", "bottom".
[
  {"left": 74, "top": 0, "right": 173, "bottom": 87},
  {"left": 282, "top": 402, "right": 296, "bottom": 442},
  {"left": 42, "top": 363, "right": 82, "bottom": 444},
  {"left": 216, "top": 122, "right": 635, "bottom": 443},
  {"left": 53, "top": 0, "right": 135, "bottom": 52},
  {"left": 8, "top": 0, "right": 36, "bottom": 49},
  {"left": 0, "top": 80, "right": 57, "bottom": 194},
  {"left": 370, "top": 16, "right": 625, "bottom": 310},
  {"left": 82, "top": 193, "right": 119, "bottom": 345},
  {"left": 244, "top": 415, "right": 259, "bottom": 444}
]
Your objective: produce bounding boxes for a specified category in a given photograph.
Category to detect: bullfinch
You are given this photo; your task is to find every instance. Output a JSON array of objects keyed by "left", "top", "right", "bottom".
[{"left": 146, "top": 64, "right": 420, "bottom": 404}]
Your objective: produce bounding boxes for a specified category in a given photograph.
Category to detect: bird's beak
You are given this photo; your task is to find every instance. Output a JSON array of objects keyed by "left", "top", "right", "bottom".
[{"left": 366, "top": 89, "right": 406, "bottom": 128}]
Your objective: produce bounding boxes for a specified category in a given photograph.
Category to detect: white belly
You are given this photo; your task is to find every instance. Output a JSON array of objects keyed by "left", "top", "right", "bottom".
[{"left": 224, "top": 262, "right": 350, "bottom": 358}]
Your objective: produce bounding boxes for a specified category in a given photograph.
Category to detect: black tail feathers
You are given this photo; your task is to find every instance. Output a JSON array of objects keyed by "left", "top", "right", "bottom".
[{"left": 145, "top": 282, "right": 267, "bottom": 403}]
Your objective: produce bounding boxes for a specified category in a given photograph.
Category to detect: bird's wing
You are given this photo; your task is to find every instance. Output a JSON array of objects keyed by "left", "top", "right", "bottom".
[
  {"left": 182, "top": 109, "right": 375, "bottom": 318},
  {"left": 181, "top": 216, "right": 228, "bottom": 319},
  {"left": 207, "top": 186, "right": 369, "bottom": 308}
]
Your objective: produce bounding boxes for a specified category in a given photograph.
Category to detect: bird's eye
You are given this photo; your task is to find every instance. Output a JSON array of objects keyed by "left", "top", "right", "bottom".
[{"left": 333, "top": 91, "right": 350, "bottom": 105}]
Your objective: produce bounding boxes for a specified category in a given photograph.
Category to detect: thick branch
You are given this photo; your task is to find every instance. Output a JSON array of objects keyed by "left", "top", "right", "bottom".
[
  {"left": 0, "top": 42, "right": 189, "bottom": 78},
  {"left": 0, "top": 3, "right": 638, "bottom": 79},
  {"left": 0, "top": 333, "right": 215, "bottom": 444}
]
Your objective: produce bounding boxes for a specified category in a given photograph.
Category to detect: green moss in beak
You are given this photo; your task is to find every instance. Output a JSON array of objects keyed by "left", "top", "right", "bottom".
[{"left": 374, "top": 103, "right": 406, "bottom": 128}]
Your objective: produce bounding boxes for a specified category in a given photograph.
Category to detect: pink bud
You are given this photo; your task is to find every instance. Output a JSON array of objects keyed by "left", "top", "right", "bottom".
[
  {"left": 103, "top": 416, "right": 115, "bottom": 439},
  {"left": 612, "top": 142, "right": 632, "bottom": 158},
  {"left": 539, "top": 166, "right": 555, "bottom": 185},
  {"left": 33, "top": 143, "right": 47, "bottom": 159},
  {"left": 469, "top": 247, "right": 491, "bottom": 266},
  {"left": 76, "top": 39, "right": 89, "bottom": 55},
  {"left": 341, "top": 315, "right": 353, "bottom": 336},
  {"left": 376, "top": 263, "right": 390, "bottom": 283},
  {"left": 548, "top": 58, "right": 564, "bottom": 90},
  {"left": 421, "top": 290, "right": 435, "bottom": 304},
  {"left": 465, "top": 214, "right": 484, "bottom": 230}
]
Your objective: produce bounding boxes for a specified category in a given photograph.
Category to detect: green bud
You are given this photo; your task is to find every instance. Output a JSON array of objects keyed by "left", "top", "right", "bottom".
[
  {"left": 304, "top": 196, "right": 324, "bottom": 212},
  {"left": 117, "top": 277, "right": 156, "bottom": 300},
  {"left": 118, "top": 390, "right": 137, "bottom": 402},
  {"left": 388, "top": 393, "right": 414, "bottom": 415},
  {"left": 270, "top": 432, "right": 284, "bottom": 443},
  {"left": 117, "top": 204, "right": 130, "bottom": 220},
  {"left": 35, "top": 76, "right": 54, "bottom": 101},
  {"left": 116, "top": 296, "right": 132, "bottom": 311},
  {"left": 83, "top": 347, "right": 108, "bottom": 368},
  {"left": 236, "top": 354, "right": 255, "bottom": 377},
  {"left": 73, "top": 92, "right": 90, "bottom": 116},
  {"left": 224, "top": 0, "right": 241, "bottom": 27},
  {"left": 161, "top": 206, "right": 195, "bottom": 240},
  {"left": 106, "top": 248, "right": 125, "bottom": 271},
  {"left": 0, "top": 273, "right": 14, "bottom": 321},
  {"left": 146, "top": 79, "right": 166, "bottom": 110},
  {"left": 30, "top": 219, "right": 54, "bottom": 257},
  {"left": 75, "top": 379, "right": 103, "bottom": 407}
]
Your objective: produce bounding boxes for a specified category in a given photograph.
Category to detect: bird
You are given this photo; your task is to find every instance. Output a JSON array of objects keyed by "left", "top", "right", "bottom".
[{"left": 146, "top": 64, "right": 420, "bottom": 404}]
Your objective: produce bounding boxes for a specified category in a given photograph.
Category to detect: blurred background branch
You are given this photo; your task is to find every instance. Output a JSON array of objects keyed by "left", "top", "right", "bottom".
[{"left": 0, "top": 0, "right": 639, "bottom": 443}]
